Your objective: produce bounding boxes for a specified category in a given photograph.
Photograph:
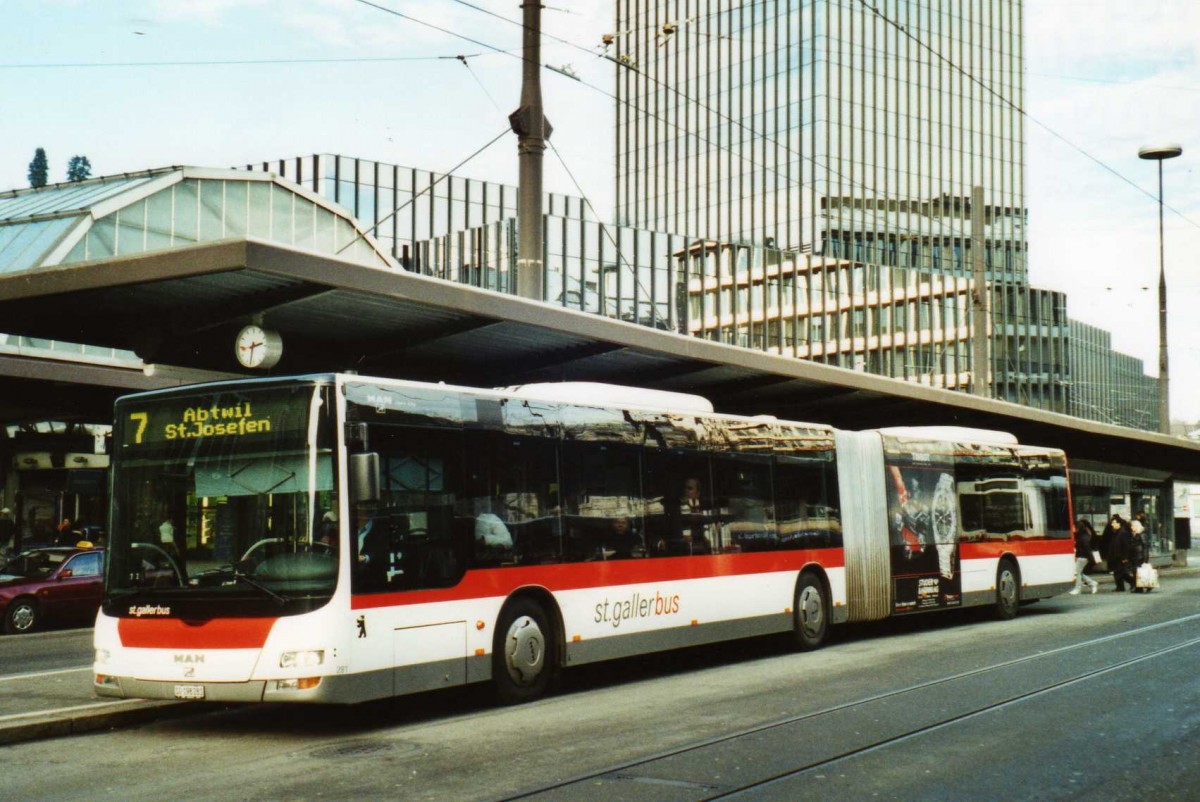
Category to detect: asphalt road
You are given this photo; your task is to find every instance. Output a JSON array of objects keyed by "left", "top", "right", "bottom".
[
  {"left": 1, "top": 627, "right": 92, "bottom": 674},
  {"left": 0, "top": 573, "right": 1195, "bottom": 797},
  {"left": 2, "top": 577, "right": 1198, "bottom": 801}
]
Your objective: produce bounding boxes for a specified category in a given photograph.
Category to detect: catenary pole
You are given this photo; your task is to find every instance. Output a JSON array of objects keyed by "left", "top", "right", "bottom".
[
  {"left": 971, "top": 185, "right": 989, "bottom": 397},
  {"left": 1138, "top": 144, "right": 1181, "bottom": 434},
  {"left": 512, "top": 1, "right": 551, "bottom": 301}
]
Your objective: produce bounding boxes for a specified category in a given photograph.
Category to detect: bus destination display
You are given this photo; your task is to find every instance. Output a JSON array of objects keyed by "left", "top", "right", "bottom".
[{"left": 119, "top": 396, "right": 299, "bottom": 448}]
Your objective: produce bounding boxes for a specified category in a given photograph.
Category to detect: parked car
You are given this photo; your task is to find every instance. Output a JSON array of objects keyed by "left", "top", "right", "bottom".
[{"left": 0, "top": 546, "right": 105, "bottom": 634}]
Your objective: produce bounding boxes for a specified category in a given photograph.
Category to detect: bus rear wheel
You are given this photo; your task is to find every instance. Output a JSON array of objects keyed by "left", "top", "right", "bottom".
[
  {"left": 493, "top": 597, "right": 556, "bottom": 704},
  {"left": 994, "top": 559, "right": 1020, "bottom": 620},
  {"left": 793, "top": 572, "right": 828, "bottom": 650}
]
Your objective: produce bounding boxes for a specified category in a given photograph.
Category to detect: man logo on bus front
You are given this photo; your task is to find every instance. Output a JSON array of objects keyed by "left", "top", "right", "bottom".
[{"left": 356, "top": 615, "right": 367, "bottom": 638}]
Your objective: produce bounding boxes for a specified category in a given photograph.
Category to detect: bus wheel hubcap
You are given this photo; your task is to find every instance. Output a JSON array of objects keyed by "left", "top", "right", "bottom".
[
  {"left": 798, "top": 587, "right": 823, "bottom": 636},
  {"left": 505, "top": 615, "right": 545, "bottom": 685},
  {"left": 1000, "top": 572, "right": 1016, "bottom": 606}
]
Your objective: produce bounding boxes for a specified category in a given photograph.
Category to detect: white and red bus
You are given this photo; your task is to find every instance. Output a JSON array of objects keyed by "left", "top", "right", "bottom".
[{"left": 94, "top": 374, "right": 1074, "bottom": 704}]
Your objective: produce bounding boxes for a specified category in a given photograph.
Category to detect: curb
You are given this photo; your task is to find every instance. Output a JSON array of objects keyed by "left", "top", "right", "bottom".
[{"left": 0, "top": 700, "right": 194, "bottom": 747}]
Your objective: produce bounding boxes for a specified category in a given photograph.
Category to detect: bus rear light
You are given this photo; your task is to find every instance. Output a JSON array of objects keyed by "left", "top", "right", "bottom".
[{"left": 276, "top": 677, "right": 322, "bottom": 691}]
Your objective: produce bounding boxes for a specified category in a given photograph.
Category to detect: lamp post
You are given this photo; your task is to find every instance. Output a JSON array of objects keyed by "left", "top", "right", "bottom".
[{"left": 1138, "top": 144, "right": 1182, "bottom": 434}]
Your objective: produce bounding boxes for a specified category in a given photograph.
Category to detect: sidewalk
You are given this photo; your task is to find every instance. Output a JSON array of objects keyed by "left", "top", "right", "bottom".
[
  {"left": 0, "top": 629, "right": 210, "bottom": 747},
  {"left": 0, "top": 666, "right": 187, "bottom": 746},
  {"left": 1085, "top": 545, "right": 1200, "bottom": 590}
]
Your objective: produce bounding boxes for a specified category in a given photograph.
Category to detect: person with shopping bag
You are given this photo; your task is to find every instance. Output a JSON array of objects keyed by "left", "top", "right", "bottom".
[{"left": 1131, "top": 519, "right": 1158, "bottom": 592}]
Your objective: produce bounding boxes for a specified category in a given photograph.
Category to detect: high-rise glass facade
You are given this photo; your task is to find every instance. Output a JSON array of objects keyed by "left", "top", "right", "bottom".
[
  {"left": 615, "top": 1, "right": 1025, "bottom": 281},
  {"left": 614, "top": 1, "right": 1077, "bottom": 406}
]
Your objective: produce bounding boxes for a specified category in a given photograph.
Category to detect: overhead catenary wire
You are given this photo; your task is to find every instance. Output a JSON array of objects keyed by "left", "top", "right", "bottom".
[
  {"left": 334, "top": 126, "right": 511, "bottom": 258},
  {"left": 855, "top": 0, "right": 1200, "bottom": 232},
  {"left": 385, "top": 0, "right": 949, "bottom": 246},
  {"left": 0, "top": 54, "right": 485, "bottom": 69}
]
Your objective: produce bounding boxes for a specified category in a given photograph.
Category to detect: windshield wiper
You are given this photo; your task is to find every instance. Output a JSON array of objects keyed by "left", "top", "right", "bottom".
[{"left": 232, "top": 572, "right": 288, "bottom": 606}]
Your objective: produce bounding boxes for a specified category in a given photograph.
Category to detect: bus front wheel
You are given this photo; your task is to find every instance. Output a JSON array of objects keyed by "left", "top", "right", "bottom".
[
  {"left": 793, "top": 572, "right": 828, "bottom": 650},
  {"left": 493, "top": 597, "right": 556, "bottom": 704},
  {"left": 994, "top": 559, "right": 1020, "bottom": 620}
]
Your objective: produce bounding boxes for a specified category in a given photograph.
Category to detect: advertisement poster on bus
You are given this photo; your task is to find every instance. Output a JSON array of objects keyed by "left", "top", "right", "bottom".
[{"left": 885, "top": 460, "right": 961, "bottom": 612}]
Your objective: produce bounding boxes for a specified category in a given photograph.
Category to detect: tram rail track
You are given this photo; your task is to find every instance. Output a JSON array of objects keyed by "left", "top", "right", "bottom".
[{"left": 502, "top": 612, "right": 1200, "bottom": 801}]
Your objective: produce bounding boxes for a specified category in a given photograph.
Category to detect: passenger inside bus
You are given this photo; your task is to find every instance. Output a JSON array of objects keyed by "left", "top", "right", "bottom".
[
  {"left": 595, "top": 516, "right": 644, "bottom": 560},
  {"left": 354, "top": 516, "right": 391, "bottom": 591},
  {"left": 473, "top": 512, "right": 514, "bottom": 565},
  {"left": 656, "top": 477, "right": 713, "bottom": 556},
  {"left": 318, "top": 511, "right": 338, "bottom": 551}
]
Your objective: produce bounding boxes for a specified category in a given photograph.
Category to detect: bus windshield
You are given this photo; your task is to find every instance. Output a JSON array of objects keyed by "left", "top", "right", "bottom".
[{"left": 103, "top": 381, "right": 339, "bottom": 618}]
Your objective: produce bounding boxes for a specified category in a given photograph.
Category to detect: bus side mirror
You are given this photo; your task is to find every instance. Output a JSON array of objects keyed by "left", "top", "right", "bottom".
[{"left": 349, "top": 452, "right": 380, "bottom": 504}]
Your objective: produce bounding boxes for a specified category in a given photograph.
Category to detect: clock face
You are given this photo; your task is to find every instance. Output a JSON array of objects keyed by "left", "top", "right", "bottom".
[{"left": 235, "top": 325, "right": 283, "bottom": 369}]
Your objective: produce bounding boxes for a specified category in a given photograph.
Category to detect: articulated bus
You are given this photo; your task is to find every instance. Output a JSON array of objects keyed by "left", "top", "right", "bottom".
[{"left": 94, "top": 374, "right": 1074, "bottom": 704}]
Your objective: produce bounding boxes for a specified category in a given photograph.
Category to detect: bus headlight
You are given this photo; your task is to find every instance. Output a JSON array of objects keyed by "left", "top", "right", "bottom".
[
  {"left": 95, "top": 648, "right": 111, "bottom": 665},
  {"left": 280, "top": 649, "right": 325, "bottom": 669}
]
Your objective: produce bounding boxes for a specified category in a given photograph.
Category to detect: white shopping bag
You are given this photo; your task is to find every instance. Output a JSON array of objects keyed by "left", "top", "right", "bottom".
[{"left": 1136, "top": 563, "right": 1159, "bottom": 590}]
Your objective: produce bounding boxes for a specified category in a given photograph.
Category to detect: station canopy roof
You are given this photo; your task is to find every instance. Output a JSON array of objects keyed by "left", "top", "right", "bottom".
[
  {"left": 0, "top": 167, "right": 1199, "bottom": 483},
  {"left": 0, "top": 166, "right": 391, "bottom": 274}
]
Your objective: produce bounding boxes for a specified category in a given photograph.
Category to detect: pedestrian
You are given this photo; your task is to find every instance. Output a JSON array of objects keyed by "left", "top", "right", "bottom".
[
  {"left": 1135, "top": 511, "right": 1154, "bottom": 554},
  {"left": 1107, "top": 516, "right": 1135, "bottom": 592},
  {"left": 1070, "top": 519, "right": 1099, "bottom": 595},
  {"left": 318, "top": 511, "right": 338, "bottom": 551},
  {"left": 0, "top": 507, "right": 15, "bottom": 554},
  {"left": 1097, "top": 513, "right": 1123, "bottom": 565},
  {"left": 55, "top": 517, "right": 73, "bottom": 546},
  {"left": 159, "top": 518, "right": 185, "bottom": 571},
  {"left": 1130, "top": 519, "right": 1151, "bottom": 593},
  {"left": 1077, "top": 518, "right": 1099, "bottom": 574}
]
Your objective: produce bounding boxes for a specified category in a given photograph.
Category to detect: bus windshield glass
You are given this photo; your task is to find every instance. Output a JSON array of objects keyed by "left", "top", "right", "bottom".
[{"left": 104, "top": 381, "right": 339, "bottom": 617}]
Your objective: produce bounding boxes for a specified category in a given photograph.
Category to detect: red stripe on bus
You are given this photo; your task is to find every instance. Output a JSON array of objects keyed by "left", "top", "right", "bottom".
[
  {"left": 960, "top": 539, "right": 1074, "bottom": 559},
  {"left": 118, "top": 617, "right": 277, "bottom": 649},
  {"left": 351, "top": 549, "right": 842, "bottom": 610}
]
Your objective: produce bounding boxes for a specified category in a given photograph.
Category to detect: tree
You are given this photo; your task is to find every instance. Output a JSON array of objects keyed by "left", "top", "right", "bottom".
[
  {"left": 27, "top": 148, "right": 48, "bottom": 188},
  {"left": 66, "top": 155, "right": 92, "bottom": 183}
]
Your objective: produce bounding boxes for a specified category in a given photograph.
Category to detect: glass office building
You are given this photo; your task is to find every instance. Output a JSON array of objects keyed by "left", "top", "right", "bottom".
[
  {"left": 1070, "top": 319, "right": 1160, "bottom": 431},
  {"left": 611, "top": 1, "right": 1104, "bottom": 414},
  {"left": 615, "top": 1, "right": 1024, "bottom": 275},
  {"left": 249, "top": 154, "right": 687, "bottom": 331},
  {"left": 252, "top": 152, "right": 1149, "bottom": 423}
]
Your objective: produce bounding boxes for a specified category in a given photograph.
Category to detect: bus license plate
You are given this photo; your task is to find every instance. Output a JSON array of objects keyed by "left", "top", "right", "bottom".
[{"left": 174, "top": 684, "right": 205, "bottom": 700}]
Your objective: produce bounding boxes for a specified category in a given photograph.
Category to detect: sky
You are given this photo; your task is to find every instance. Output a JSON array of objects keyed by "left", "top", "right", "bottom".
[{"left": 2, "top": 0, "right": 1198, "bottom": 420}]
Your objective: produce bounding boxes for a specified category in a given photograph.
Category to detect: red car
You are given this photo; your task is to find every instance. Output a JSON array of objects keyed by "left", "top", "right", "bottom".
[{"left": 0, "top": 546, "right": 105, "bottom": 634}]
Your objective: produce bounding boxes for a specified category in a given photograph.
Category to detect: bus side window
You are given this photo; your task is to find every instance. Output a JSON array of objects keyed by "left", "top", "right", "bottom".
[
  {"left": 714, "top": 454, "right": 775, "bottom": 553},
  {"left": 775, "top": 455, "right": 841, "bottom": 550},
  {"left": 561, "top": 440, "right": 645, "bottom": 561},
  {"left": 353, "top": 425, "right": 469, "bottom": 592},
  {"left": 643, "top": 452, "right": 712, "bottom": 556},
  {"left": 492, "top": 434, "right": 562, "bottom": 565}
]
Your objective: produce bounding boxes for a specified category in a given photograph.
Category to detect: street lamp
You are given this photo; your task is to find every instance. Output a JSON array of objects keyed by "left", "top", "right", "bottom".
[{"left": 1138, "top": 144, "right": 1183, "bottom": 434}]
